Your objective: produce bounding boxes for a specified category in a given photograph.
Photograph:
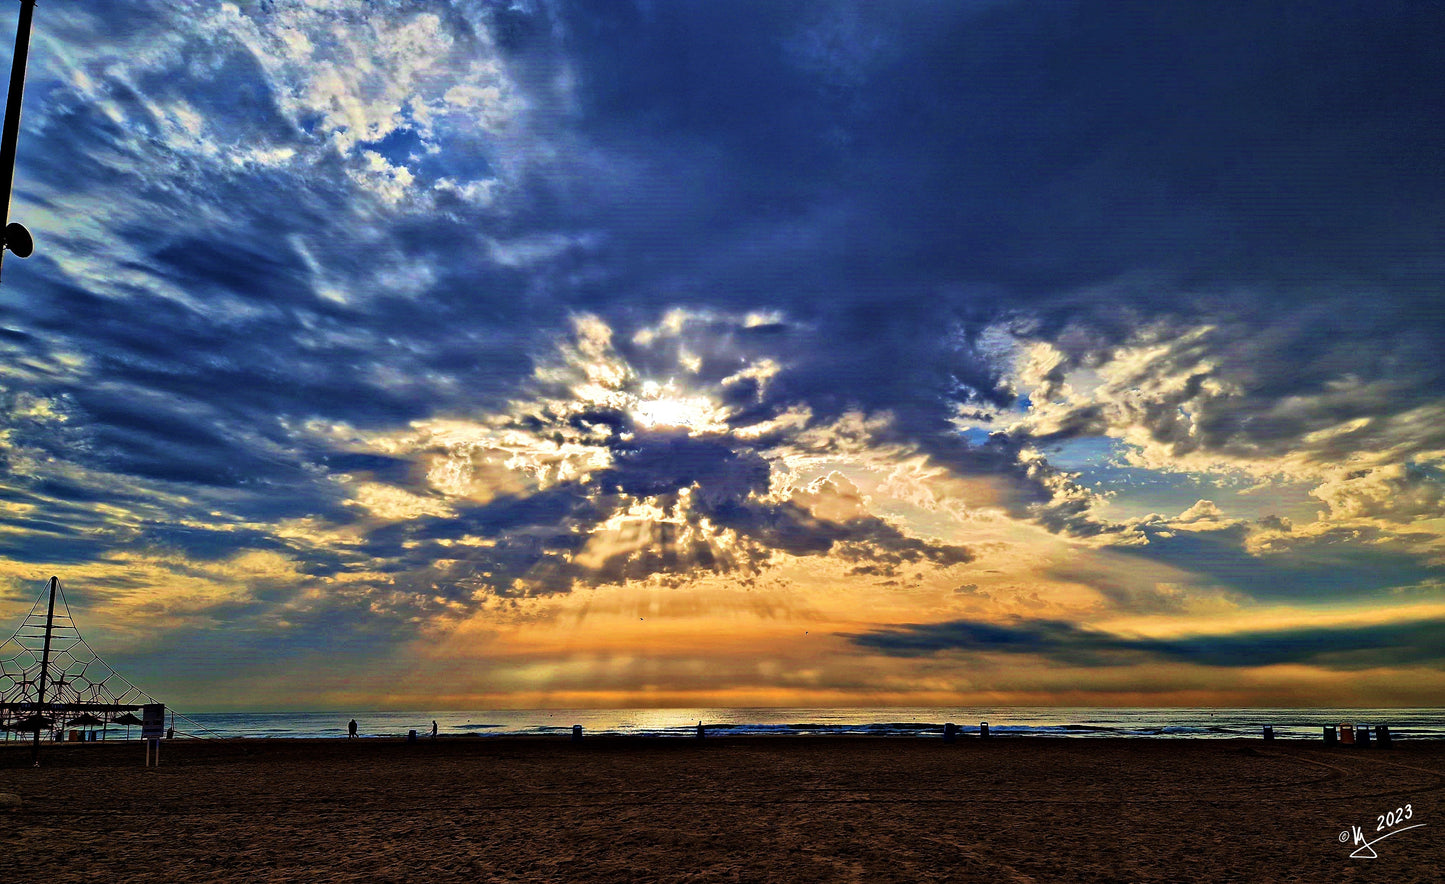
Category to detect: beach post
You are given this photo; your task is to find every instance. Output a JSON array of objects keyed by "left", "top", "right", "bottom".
[
  {"left": 572, "top": 724, "right": 583, "bottom": 742},
  {"left": 1375, "top": 725, "right": 1391, "bottom": 747},
  {"left": 1323, "top": 725, "right": 1337, "bottom": 744},
  {"left": 979, "top": 721, "right": 990, "bottom": 739},
  {"left": 1262, "top": 725, "right": 1273, "bottom": 741},
  {"left": 944, "top": 722, "right": 957, "bottom": 743}
]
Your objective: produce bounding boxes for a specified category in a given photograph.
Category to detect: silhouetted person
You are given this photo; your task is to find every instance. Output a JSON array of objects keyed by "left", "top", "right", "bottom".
[
  {"left": 431, "top": 720, "right": 438, "bottom": 740},
  {"left": 696, "top": 720, "right": 705, "bottom": 739},
  {"left": 348, "top": 718, "right": 358, "bottom": 739}
]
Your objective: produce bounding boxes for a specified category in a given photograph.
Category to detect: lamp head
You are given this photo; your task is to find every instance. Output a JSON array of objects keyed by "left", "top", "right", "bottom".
[{"left": 3, "top": 222, "right": 32, "bottom": 258}]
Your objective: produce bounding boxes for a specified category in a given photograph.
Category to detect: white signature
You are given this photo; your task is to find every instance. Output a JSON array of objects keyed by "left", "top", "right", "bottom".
[{"left": 1339, "top": 803, "right": 1425, "bottom": 859}]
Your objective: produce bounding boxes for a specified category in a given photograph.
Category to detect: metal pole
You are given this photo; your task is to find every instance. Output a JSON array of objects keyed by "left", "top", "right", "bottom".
[
  {"left": 31, "top": 574, "right": 57, "bottom": 764},
  {"left": 0, "top": 0, "right": 38, "bottom": 279}
]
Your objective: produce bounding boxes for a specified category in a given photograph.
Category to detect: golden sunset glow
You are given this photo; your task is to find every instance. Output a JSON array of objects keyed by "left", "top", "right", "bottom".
[{"left": 1, "top": 0, "right": 1441, "bottom": 714}]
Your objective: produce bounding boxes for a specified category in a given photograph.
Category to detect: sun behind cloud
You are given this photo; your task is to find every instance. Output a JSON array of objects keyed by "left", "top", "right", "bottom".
[
  {"left": 0, "top": 0, "right": 1441, "bottom": 711},
  {"left": 632, "top": 382, "right": 730, "bottom": 434}
]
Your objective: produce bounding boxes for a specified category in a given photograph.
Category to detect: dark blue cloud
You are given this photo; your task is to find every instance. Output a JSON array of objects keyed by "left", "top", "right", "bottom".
[
  {"left": 12, "top": 0, "right": 1438, "bottom": 490},
  {"left": 0, "top": 526, "right": 104, "bottom": 566},
  {"left": 444, "top": 489, "right": 597, "bottom": 536},
  {"left": 0, "top": 0, "right": 1439, "bottom": 645},
  {"left": 501, "top": 0, "right": 1445, "bottom": 509},
  {"left": 1117, "top": 525, "right": 1443, "bottom": 602},
  {"left": 330, "top": 415, "right": 975, "bottom": 595},
  {"left": 603, "top": 431, "right": 771, "bottom": 504},
  {"left": 132, "top": 524, "right": 289, "bottom": 562},
  {"left": 553, "top": 1, "right": 1445, "bottom": 295},
  {"left": 320, "top": 453, "right": 415, "bottom": 483},
  {"left": 848, "top": 615, "right": 1445, "bottom": 671}
]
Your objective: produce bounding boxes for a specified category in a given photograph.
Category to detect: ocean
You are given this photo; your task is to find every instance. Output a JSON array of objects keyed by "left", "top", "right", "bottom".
[{"left": 168, "top": 707, "right": 1445, "bottom": 741}]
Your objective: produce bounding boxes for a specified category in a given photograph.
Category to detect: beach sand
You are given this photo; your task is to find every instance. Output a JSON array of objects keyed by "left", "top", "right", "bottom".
[{"left": 1, "top": 736, "right": 1440, "bottom": 882}]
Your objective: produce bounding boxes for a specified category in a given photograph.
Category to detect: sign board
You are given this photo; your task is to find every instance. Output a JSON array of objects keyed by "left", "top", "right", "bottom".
[{"left": 141, "top": 703, "right": 165, "bottom": 740}]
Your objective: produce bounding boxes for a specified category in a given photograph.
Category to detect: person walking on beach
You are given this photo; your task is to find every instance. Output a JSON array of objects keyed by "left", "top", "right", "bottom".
[
  {"left": 348, "top": 719, "right": 358, "bottom": 739},
  {"left": 431, "top": 720, "right": 438, "bottom": 740}
]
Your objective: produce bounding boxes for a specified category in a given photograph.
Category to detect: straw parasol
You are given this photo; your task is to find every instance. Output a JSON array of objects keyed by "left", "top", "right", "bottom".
[
  {"left": 112, "top": 712, "right": 143, "bottom": 739},
  {"left": 10, "top": 714, "right": 52, "bottom": 732},
  {"left": 66, "top": 712, "right": 106, "bottom": 741}
]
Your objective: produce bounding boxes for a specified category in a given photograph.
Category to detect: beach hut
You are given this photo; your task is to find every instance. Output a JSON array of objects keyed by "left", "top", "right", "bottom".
[{"left": 112, "top": 712, "right": 143, "bottom": 740}]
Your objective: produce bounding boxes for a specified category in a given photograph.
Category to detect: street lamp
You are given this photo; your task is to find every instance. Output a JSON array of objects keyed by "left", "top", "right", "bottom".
[{"left": 0, "top": 0, "right": 37, "bottom": 280}]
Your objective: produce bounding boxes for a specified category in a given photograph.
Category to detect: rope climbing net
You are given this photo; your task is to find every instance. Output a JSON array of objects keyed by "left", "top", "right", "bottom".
[{"left": 0, "top": 577, "right": 217, "bottom": 739}]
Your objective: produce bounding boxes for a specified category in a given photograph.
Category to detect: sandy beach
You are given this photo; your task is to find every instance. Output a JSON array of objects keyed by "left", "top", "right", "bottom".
[{"left": 1, "top": 736, "right": 1440, "bottom": 882}]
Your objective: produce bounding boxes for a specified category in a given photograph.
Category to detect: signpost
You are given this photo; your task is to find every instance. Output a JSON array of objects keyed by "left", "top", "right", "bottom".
[{"left": 142, "top": 703, "right": 164, "bottom": 767}]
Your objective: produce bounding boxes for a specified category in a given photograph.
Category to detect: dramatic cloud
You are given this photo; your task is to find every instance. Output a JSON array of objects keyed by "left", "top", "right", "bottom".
[
  {"left": 848, "top": 616, "right": 1445, "bottom": 672},
  {"left": 0, "top": 1, "right": 1441, "bottom": 707}
]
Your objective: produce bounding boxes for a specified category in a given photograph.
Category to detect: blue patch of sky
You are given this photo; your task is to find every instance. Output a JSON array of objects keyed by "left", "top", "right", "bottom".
[
  {"left": 1040, "top": 437, "right": 1321, "bottom": 524},
  {"left": 359, "top": 127, "right": 428, "bottom": 166},
  {"left": 1041, "top": 437, "right": 1115, "bottom": 471},
  {"left": 356, "top": 126, "right": 494, "bottom": 185}
]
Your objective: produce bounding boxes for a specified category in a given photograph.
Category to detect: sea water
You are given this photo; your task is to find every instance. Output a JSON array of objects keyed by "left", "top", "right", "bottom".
[{"left": 170, "top": 707, "right": 1445, "bottom": 741}]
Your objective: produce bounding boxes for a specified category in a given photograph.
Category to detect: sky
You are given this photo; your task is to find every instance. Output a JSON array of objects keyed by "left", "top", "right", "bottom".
[{"left": 0, "top": 0, "right": 1442, "bottom": 711}]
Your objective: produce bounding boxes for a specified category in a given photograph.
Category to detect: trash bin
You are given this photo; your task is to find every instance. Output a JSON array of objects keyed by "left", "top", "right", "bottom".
[
  {"left": 1376, "top": 725, "right": 1391, "bottom": 747},
  {"left": 572, "top": 725, "right": 583, "bottom": 742},
  {"left": 1357, "top": 725, "right": 1371, "bottom": 747},
  {"left": 943, "top": 722, "right": 957, "bottom": 743},
  {"left": 1263, "top": 725, "right": 1273, "bottom": 741},
  {"left": 407, "top": 729, "right": 417, "bottom": 743},
  {"left": 979, "top": 722, "right": 990, "bottom": 739},
  {"left": 1340, "top": 723, "right": 1354, "bottom": 745},
  {"left": 1323, "top": 725, "right": 1337, "bottom": 744}
]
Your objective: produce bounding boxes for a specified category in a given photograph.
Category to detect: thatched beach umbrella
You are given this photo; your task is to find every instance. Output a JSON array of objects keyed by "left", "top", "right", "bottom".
[
  {"left": 67, "top": 713, "right": 106, "bottom": 741},
  {"left": 112, "top": 712, "right": 143, "bottom": 740},
  {"left": 11, "top": 714, "right": 52, "bottom": 733}
]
